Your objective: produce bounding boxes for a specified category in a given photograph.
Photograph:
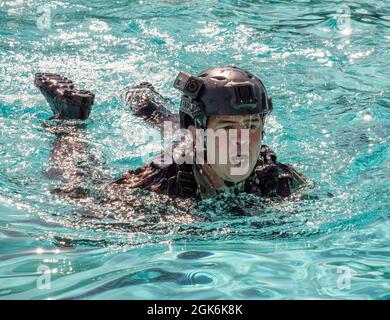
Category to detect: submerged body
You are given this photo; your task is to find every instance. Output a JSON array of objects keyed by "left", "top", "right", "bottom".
[
  {"left": 36, "top": 72, "right": 307, "bottom": 207},
  {"left": 113, "top": 144, "right": 305, "bottom": 199}
]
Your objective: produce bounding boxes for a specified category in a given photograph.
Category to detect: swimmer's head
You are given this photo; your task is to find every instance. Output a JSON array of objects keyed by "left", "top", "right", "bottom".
[{"left": 173, "top": 66, "right": 273, "bottom": 182}]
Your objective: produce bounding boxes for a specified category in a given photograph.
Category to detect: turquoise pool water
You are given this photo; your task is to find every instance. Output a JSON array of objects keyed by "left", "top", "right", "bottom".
[{"left": 0, "top": 0, "right": 389, "bottom": 299}]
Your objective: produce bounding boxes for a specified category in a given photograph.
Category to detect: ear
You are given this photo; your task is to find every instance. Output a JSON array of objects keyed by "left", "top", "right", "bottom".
[{"left": 188, "top": 125, "right": 196, "bottom": 144}]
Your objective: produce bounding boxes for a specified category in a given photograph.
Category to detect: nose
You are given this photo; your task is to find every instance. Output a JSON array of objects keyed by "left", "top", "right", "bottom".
[{"left": 229, "top": 126, "right": 246, "bottom": 155}]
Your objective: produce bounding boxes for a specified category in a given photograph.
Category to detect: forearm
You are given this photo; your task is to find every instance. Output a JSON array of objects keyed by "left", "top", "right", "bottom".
[
  {"left": 44, "top": 124, "right": 106, "bottom": 199},
  {"left": 121, "top": 82, "right": 179, "bottom": 130}
]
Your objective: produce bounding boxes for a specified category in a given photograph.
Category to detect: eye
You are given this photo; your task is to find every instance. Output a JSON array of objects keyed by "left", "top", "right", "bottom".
[
  {"left": 218, "top": 124, "right": 234, "bottom": 130},
  {"left": 249, "top": 122, "right": 261, "bottom": 130}
]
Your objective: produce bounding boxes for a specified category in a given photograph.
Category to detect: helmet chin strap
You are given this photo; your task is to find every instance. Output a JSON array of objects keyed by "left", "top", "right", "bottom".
[
  {"left": 192, "top": 163, "right": 217, "bottom": 198},
  {"left": 192, "top": 163, "right": 246, "bottom": 198}
]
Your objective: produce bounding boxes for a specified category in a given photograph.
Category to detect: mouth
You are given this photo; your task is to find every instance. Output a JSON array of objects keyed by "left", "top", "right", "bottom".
[{"left": 230, "top": 154, "right": 249, "bottom": 166}]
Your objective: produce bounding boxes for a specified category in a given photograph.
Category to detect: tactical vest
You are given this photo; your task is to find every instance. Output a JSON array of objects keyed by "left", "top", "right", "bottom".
[{"left": 114, "top": 144, "right": 306, "bottom": 199}]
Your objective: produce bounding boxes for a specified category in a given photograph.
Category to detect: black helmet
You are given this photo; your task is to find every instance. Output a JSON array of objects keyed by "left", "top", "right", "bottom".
[{"left": 173, "top": 66, "right": 273, "bottom": 129}]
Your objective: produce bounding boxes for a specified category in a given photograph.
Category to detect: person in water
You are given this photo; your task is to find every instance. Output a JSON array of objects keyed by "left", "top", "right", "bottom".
[{"left": 34, "top": 66, "right": 307, "bottom": 201}]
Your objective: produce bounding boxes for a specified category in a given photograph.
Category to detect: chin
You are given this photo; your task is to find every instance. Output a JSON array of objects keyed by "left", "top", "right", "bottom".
[
  {"left": 224, "top": 162, "right": 257, "bottom": 183},
  {"left": 210, "top": 161, "right": 256, "bottom": 184},
  {"left": 224, "top": 169, "right": 252, "bottom": 183},
  {"left": 225, "top": 174, "right": 249, "bottom": 183}
]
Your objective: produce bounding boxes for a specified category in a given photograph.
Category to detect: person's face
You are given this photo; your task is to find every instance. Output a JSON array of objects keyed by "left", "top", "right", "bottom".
[{"left": 206, "top": 114, "right": 263, "bottom": 183}]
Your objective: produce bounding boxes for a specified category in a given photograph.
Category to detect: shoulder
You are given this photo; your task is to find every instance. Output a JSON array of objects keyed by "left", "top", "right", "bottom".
[
  {"left": 113, "top": 155, "right": 177, "bottom": 186},
  {"left": 113, "top": 159, "right": 198, "bottom": 198},
  {"left": 259, "top": 145, "right": 307, "bottom": 183},
  {"left": 246, "top": 145, "right": 307, "bottom": 198}
]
